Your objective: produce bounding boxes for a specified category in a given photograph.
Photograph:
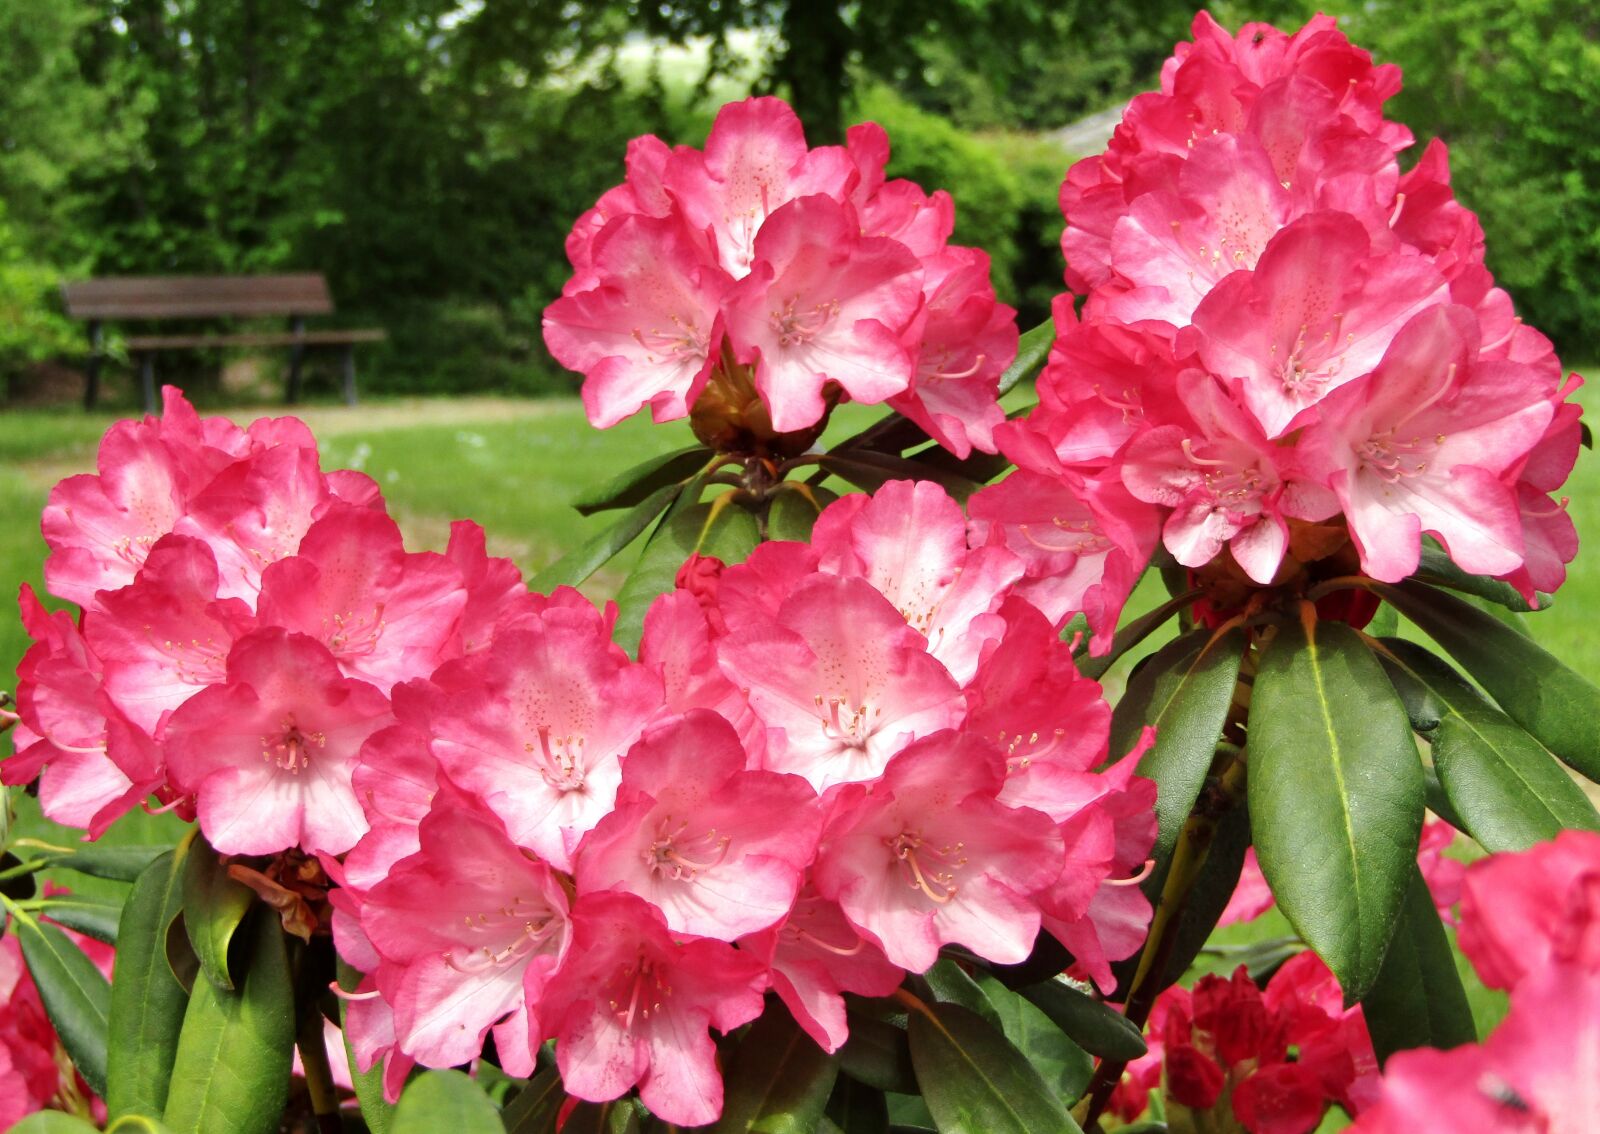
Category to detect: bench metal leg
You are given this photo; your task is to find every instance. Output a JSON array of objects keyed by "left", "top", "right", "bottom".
[
  {"left": 285, "top": 315, "right": 306, "bottom": 404},
  {"left": 139, "top": 354, "right": 157, "bottom": 415},
  {"left": 83, "top": 320, "right": 103, "bottom": 411},
  {"left": 341, "top": 344, "right": 358, "bottom": 406}
]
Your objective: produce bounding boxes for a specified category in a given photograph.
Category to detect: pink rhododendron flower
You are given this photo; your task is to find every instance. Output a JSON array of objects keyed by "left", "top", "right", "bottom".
[
  {"left": 717, "top": 572, "right": 962, "bottom": 792},
  {"left": 573, "top": 710, "right": 820, "bottom": 939},
  {"left": 741, "top": 889, "right": 905, "bottom": 1053},
  {"left": 357, "top": 794, "right": 570, "bottom": 1078},
  {"left": 539, "top": 891, "right": 768, "bottom": 1127},
  {"left": 1012, "top": 11, "right": 1582, "bottom": 603},
  {"left": 164, "top": 628, "right": 392, "bottom": 855},
  {"left": 813, "top": 731, "right": 1064, "bottom": 972},
  {"left": 545, "top": 96, "right": 1013, "bottom": 451}
]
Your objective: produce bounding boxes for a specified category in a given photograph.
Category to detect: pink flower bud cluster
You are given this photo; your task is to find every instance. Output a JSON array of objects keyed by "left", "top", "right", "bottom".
[
  {"left": 1, "top": 901, "right": 114, "bottom": 1127},
  {"left": 543, "top": 96, "right": 1016, "bottom": 457},
  {"left": 5, "top": 387, "right": 536, "bottom": 852},
  {"left": 1353, "top": 830, "right": 1600, "bottom": 1132},
  {"left": 328, "top": 480, "right": 1157, "bottom": 1125},
  {"left": 983, "top": 12, "right": 1581, "bottom": 619},
  {"left": 1110, "top": 953, "right": 1379, "bottom": 1134}
]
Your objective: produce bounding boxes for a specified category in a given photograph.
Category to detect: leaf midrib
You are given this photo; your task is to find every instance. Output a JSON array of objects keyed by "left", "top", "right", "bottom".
[{"left": 1306, "top": 625, "right": 1366, "bottom": 969}]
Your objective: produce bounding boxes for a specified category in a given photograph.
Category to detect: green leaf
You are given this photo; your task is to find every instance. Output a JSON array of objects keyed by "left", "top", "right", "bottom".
[
  {"left": 997, "top": 318, "right": 1054, "bottom": 396},
  {"left": 338, "top": 958, "right": 396, "bottom": 1134},
  {"left": 922, "top": 959, "right": 1002, "bottom": 1030},
  {"left": 1359, "top": 867, "right": 1476, "bottom": 1065},
  {"left": 1074, "top": 586, "right": 1193, "bottom": 681},
  {"left": 6, "top": 1115, "right": 102, "bottom": 1134},
  {"left": 1414, "top": 542, "right": 1547, "bottom": 614},
  {"left": 906, "top": 1002, "right": 1080, "bottom": 1134},
  {"left": 572, "top": 446, "right": 712, "bottom": 516},
  {"left": 1249, "top": 618, "right": 1423, "bottom": 1002},
  {"left": 1377, "top": 639, "right": 1600, "bottom": 851},
  {"left": 163, "top": 910, "right": 295, "bottom": 1134},
  {"left": 12, "top": 906, "right": 111, "bottom": 1097},
  {"left": 1376, "top": 579, "right": 1600, "bottom": 782},
  {"left": 54, "top": 844, "right": 167, "bottom": 882},
  {"left": 825, "top": 1075, "right": 889, "bottom": 1134},
  {"left": 33, "top": 893, "right": 124, "bottom": 944},
  {"left": 181, "top": 836, "right": 255, "bottom": 992},
  {"left": 500, "top": 1067, "right": 563, "bottom": 1134},
  {"left": 392, "top": 1069, "right": 506, "bottom": 1134},
  {"left": 612, "top": 498, "right": 760, "bottom": 651},
  {"left": 562, "top": 1100, "right": 639, "bottom": 1134},
  {"left": 766, "top": 485, "right": 839, "bottom": 542},
  {"left": 813, "top": 451, "right": 982, "bottom": 501},
  {"left": 1151, "top": 801, "right": 1253, "bottom": 989},
  {"left": 107, "top": 1119, "right": 177, "bottom": 1134},
  {"left": 713, "top": 1005, "right": 839, "bottom": 1133},
  {"left": 972, "top": 976, "right": 1093, "bottom": 1106},
  {"left": 530, "top": 481, "right": 684, "bottom": 592},
  {"left": 1013, "top": 980, "right": 1145, "bottom": 1063},
  {"left": 108, "top": 846, "right": 193, "bottom": 1120},
  {"left": 837, "top": 1010, "right": 917, "bottom": 1094},
  {"left": 1113, "top": 627, "right": 1246, "bottom": 867}
]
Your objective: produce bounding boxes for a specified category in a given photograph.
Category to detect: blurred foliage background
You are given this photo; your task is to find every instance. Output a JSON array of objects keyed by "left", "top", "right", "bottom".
[{"left": 0, "top": 0, "right": 1593, "bottom": 405}]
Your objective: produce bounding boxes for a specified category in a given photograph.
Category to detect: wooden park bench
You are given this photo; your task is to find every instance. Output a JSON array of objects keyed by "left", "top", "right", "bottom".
[{"left": 60, "top": 273, "right": 386, "bottom": 412}]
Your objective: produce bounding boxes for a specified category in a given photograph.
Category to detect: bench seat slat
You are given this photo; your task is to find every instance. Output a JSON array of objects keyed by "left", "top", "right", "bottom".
[
  {"left": 62, "top": 274, "right": 334, "bottom": 320},
  {"left": 124, "top": 329, "right": 387, "bottom": 350}
]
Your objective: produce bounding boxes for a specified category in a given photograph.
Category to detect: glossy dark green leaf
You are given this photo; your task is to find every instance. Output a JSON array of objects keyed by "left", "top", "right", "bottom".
[
  {"left": 13, "top": 908, "right": 111, "bottom": 1097},
  {"left": 837, "top": 1010, "right": 917, "bottom": 1093},
  {"left": 1376, "top": 579, "right": 1600, "bottom": 781},
  {"left": 32, "top": 894, "right": 123, "bottom": 944},
  {"left": 813, "top": 451, "right": 982, "bottom": 501},
  {"left": 907, "top": 1003, "right": 1080, "bottom": 1134},
  {"left": 998, "top": 318, "right": 1054, "bottom": 396},
  {"left": 181, "top": 837, "right": 255, "bottom": 992},
  {"left": 531, "top": 481, "right": 684, "bottom": 593},
  {"left": 54, "top": 844, "right": 167, "bottom": 882},
  {"left": 1413, "top": 543, "right": 1546, "bottom": 614},
  {"left": 1249, "top": 618, "right": 1423, "bottom": 1002},
  {"left": 922, "top": 959, "right": 1002, "bottom": 1030},
  {"left": 562, "top": 1099, "right": 639, "bottom": 1134},
  {"left": 1378, "top": 639, "right": 1600, "bottom": 851},
  {"left": 108, "top": 847, "right": 193, "bottom": 1120},
  {"left": 1151, "top": 800, "right": 1252, "bottom": 990},
  {"left": 1074, "top": 587, "right": 1194, "bottom": 681},
  {"left": 973, "top": 976, "right": 1093, "bottom": 1105},
  {"left": 766, "top": 485, "right": 839, "bottom": 542},
  {"left": 1113, "top": 627, "right": 1246, "bottom": 866},
  {"left": 713, "top": 1005, "right": 839, "bottom": 1133},
  {"left": 612, "top": 498, "right": 761, "bottom": 651},
  {"left": 501, "top": 1067, "right": 563, "bottom": 1134},
  {"left": 391, "top": 1069, "right": 506, "bottom": 1134},
  {"left": 337, "top": 958, "right": 395, "bottom": 1134},
  {"left": 1014, "top": 980, "right": 1145, "bottom": 1063},
  {"left": 1360, "top": 867, "right": 1476, "bottom": 1064},
  {"left": 825, "top": 1075, "right": 889, "bottom": 1134},
  {"left": 573, "top": 446, "right": 712, "bottom": 516},
  {"left": 163, "top": 910, "right": 294, "bottom": 1134}
]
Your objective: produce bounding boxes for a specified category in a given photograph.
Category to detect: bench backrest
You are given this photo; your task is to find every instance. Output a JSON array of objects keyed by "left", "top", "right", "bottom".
[{"left": 60, "top": 274, "right": 334, "bottom": 321}]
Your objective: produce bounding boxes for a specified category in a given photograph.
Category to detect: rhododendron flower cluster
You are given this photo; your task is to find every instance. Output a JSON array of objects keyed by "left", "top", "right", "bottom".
[
  {"left": 330, "top": 479, "right": 1158, "bottom": 1124},
  {"left": 1, "top": 907, "right": 114, "bottom": 1127},
  {"left": 1110, "top": 953, "right": 1379, "bottom": 1134},
  {"left": 543, "top": 96, "right": 1016, "bottom": 458},
  {"left": 982, "top": 11, "right": 1582, "bottom": 623},
  {"left": 5, "top": 386, "right": 530, "bottom": 853},
  {"left": 1354, "top": 831, "right": 1600, "bottom": 1132}
]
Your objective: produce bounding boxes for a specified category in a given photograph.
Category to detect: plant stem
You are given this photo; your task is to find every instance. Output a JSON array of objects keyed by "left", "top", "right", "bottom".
[
  {"left": 297, "top": 1009, "right": 343, "bottom": 1134},
  {"left": 1080, "top": 754, "right": 1249, "bottom": 1128}
]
